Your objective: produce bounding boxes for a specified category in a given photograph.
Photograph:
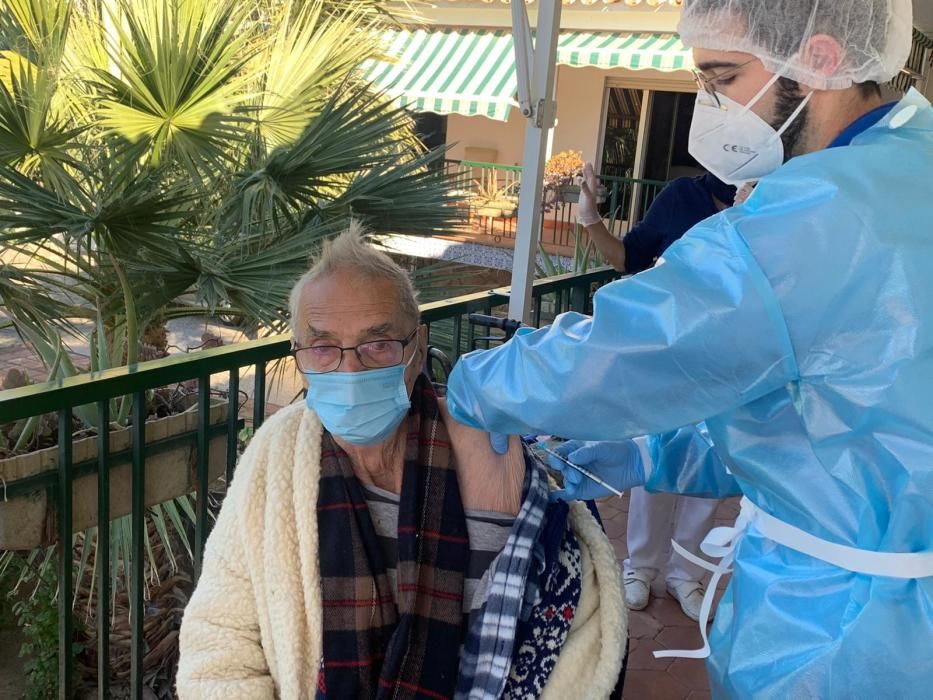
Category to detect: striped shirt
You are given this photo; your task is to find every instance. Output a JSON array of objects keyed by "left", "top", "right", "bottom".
[{"left": 360, "top": 482, "right": 515, "bottom": 614}]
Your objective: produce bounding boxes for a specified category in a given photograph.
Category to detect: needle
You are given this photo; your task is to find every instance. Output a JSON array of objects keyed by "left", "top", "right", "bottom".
[{"left": 538, "top": 445, "right": 625, "bottom": 498}]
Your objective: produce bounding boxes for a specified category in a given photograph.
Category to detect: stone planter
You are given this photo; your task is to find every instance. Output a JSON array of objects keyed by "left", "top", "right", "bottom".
[
  {"left": 558, "top": 184, "right": 607, "bottom": 205},
  {"left": 476, "top": 205, "right": 505, "bottom": 218},
  {"left": 557, "top": 184, "right": 581, "bottom": 204},
  {"left": 0, "top": 400, "right": 229, "bottom": 550}
]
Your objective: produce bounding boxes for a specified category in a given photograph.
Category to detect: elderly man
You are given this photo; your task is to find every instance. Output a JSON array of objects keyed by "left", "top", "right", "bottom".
[{"left": 176, "top": 222, "right": 626, "bottom": 700}]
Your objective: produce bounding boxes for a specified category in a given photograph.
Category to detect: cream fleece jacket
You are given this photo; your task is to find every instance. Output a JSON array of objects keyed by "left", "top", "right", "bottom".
[{"left": 177, "top": 403, "right": 627, "bottom": 699}]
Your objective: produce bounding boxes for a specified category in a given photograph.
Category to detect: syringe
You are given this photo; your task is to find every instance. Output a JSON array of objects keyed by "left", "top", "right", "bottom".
[{"left": 538, "top": 445, "right": 625, "bottom": 498}]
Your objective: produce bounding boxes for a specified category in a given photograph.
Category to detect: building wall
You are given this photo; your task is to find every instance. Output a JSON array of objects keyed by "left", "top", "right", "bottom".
[
  {"left": 418, "top": 5, "right": 680, "bottom": 34},
  {"left": 551, "top": 65, "right": 607, "bottom": 165},
  {"left": 445, "top": 111, "right": 527, "bottom": 166},
  {"left": 446, "top": 65, "right": 694, "bottom": 168}
]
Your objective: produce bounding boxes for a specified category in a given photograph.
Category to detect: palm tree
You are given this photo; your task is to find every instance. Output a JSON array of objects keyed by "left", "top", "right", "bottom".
[
  {"left": 0, "top": 0, "right": 464, "bottom": 693},
  {"left": 0, "top": 0, "right": 460, "bottom": 369}
]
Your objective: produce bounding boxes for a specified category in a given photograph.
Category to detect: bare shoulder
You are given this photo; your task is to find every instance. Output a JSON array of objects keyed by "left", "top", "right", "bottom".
[{"left": 437, "top": 398, "right": 525, "bottom": 516}]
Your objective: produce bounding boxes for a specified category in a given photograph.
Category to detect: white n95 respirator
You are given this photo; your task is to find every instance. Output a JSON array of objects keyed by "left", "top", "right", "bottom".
[{"left": 688, "top": 73, "right": 812, "bottom": 187}]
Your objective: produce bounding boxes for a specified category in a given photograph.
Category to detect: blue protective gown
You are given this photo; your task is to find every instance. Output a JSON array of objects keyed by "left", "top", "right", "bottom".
[
  {"left": 447, "top": 90, "right": 933, "bottom": 699},
  {"left": 647, "top": 424, "right": 741, "bottom": 499}
]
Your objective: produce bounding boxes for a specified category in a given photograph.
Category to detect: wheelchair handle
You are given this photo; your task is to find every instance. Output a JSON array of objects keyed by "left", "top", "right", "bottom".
[{"left": 468, "top": 313, "right": 523, "bottom": 338}]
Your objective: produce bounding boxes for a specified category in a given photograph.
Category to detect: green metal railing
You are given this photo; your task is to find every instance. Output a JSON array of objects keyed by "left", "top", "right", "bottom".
[
  {"left": 444, "top": 158, "right": 666, "bottom": 244},
  {"left": 0, "top": 336, "right": 287, "bottom": 699},
  {"left": 601, "top": 174, "right": 667, "bottom": 234},
  {"left": 0, "top": 267, "right": 619, "bottom": 699}
]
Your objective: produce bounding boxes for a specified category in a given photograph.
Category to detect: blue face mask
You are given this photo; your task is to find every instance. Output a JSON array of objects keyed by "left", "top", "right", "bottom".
[{"left": 304, "top": 350, "right": 417, "bottom": 446}]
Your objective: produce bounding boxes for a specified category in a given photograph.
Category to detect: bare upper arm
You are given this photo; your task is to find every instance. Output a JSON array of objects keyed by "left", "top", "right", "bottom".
[{"left": 438, "top": 398, "right": 525, "bottom": 515}]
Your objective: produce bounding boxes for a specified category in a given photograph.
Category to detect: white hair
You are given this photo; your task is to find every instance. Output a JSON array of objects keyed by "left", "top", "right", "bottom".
[{"left": 288, "top": 220, "right": 420, "bottom": 336}]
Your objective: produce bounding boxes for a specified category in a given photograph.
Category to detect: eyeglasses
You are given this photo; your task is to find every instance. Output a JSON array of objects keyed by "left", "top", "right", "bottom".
[
  {"left": 691, "top": 58, "right": 758, "bottom": 107},
  {"left": 292, "top": 328, "right": 419, "bottom": 374}
]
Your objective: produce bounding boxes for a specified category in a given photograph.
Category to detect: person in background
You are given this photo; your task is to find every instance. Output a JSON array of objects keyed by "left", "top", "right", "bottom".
[
  {"left": 580, "top": 166, "right": 736, "bottom": 276},
  {"left": 576, "top": 167, "right": 737, "bottom": 620}
]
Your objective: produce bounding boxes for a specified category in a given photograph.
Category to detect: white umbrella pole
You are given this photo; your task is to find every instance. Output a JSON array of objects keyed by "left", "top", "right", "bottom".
[{"left": 508, "top": 0, "right": 563, "bottom": 324}]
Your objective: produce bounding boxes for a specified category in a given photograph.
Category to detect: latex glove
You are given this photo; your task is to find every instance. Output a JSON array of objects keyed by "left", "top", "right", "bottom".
[
  {"left": 547, "top": 439, "right": 645, "bottom": 501},
  {"left": 577, "top": 162, "right": 602, "bottom": 227},
  {"left": 489, "top": 432, "right": 510, "bottom": 455},
  {"left": 735, "top": 181, "right": 757, "bottom": 205}
]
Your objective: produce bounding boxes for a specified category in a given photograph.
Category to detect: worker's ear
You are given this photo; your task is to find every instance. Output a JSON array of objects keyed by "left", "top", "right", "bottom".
[{"left": 801, "top": 34, "right": 845, "bottom": 81}]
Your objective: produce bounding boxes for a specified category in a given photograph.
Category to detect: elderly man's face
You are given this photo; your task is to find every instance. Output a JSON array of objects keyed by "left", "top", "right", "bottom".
[{"left": 295, "top": 267, "right": 426, "bottom": 393}]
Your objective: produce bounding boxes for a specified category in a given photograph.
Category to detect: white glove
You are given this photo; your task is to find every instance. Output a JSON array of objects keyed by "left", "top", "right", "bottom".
[
  {"left": 735, "top": 181, "right": 757, "bottom": 205},
  {"left": 577, "top": 162, "right": 602, "bottom": 227}
]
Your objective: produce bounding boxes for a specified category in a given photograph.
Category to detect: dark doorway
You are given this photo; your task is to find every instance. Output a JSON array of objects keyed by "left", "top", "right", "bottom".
[
  {"left": 599, "top": 88, "right": 643, "bottom": 179},
  {"left": 642, "top": 91, "right": 702, "bottom": 182},
  {"left": 414, "top": 112, "right": 448, "bottom": 151}
]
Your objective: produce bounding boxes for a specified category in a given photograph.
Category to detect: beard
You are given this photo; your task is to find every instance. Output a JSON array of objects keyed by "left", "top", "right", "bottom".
[{"left": 771, "top": 77, "right": 809, "bottom": 160}]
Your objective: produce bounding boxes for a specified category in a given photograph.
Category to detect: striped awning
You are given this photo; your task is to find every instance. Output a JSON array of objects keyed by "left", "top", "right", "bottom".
[
  {"left": 361, "top": 28, "right": 692, "bottom": 121},
  {"left": 557, "top": 31, "right": 690, "bottom": 71}
]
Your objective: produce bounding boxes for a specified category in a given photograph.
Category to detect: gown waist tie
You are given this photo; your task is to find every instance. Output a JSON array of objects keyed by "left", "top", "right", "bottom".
[{"left": 654, "top": 496, "right": 933, "bottom": 660}]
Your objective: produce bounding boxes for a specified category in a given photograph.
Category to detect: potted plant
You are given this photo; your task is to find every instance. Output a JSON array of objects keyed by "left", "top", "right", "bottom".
[
  {"left": 471, "top": 177, "right": 519, "bottom": 219},
  {"left": 542, "top": 150, "right": 608, "bottom": 210}
]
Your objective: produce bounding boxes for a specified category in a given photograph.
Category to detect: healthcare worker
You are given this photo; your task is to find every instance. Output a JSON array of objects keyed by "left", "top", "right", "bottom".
[
  {"left": 447, "top": 1, "right": 933, "bottom": 697},
  {"left": 553, "top": 423, "right": 741, "bottom": 620},
  {"left": 581, "top": 169, "right": 738, "bottom": 620}
]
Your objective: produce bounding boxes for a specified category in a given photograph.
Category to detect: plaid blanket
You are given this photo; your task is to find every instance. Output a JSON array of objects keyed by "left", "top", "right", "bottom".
[
  {"left": 454, "top": 451, "right": 549, "bottom": 700},
  {"left": 317, "top": 377, "right": 469, "bottom": 699}
]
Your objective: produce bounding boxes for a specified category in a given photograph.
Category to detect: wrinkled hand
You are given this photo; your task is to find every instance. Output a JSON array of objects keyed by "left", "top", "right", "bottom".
[
  {"left": 578, "top": 162, "right": 602, "bottom": 227},
  {"left": 546, "top": 439, "right": 643, "bottom": 501}
]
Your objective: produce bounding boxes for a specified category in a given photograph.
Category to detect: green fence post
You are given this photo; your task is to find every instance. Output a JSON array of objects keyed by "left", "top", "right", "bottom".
[
  {"left": 130, "top": 392, "right": 145, "bottom": 700},
  {"left": 253, "top": 362, "right": 267, "bottom": 430},
  {"left": 96, "top": 401, "right": 110, "bottom": 700},
  {"left": 570, "top": 283, "right": 587, "bottom": 313},
  {"left": 226, "top": 369, "right": 239, "bottom": 485},
  {"left": 452, "top": 315, "right": 462, "bottom": 361},
  {"left": 57, "top": 408, "right": 74, "bottom": 700},
  {"left": 194, "top": 377, "right": 211, "bottom": 583}
]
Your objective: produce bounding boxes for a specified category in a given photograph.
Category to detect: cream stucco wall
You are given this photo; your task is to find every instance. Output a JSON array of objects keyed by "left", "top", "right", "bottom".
[
  {"left": 445, "top": 111, "right": 528, "bottom": 166},
  {"left": 446, "top": 65, "right": 694, "bottom": 168},
  {"left": 550, "top": 66, "right": 607, "bottom": 165},
  {"left": 414, "top": 5, "right": 680, "bottom": 34}
]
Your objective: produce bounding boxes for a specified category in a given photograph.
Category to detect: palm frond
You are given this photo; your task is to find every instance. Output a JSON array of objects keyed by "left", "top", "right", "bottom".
[
  {"left": 91, "top": 172, "right": 194, "bottom": 255},
  {"left": 0, "top": 18, "right": 85, "bottom": 191},
  {"left": 0, "top": 162, "right": 90, "bottom": 240},
  {"left": 320, "top": 0, "right": 427, "bottom": 28},
  {"left": 94, "top": 0, "right": 256, "bottom": 177},
  {"left": 252, "top": 0, "right": 381, "bottom": 151},
  {"left": 2, "top": 0, "right": 71, "bottom": 64},
  {"left": 0, "top": 259, "right": 82, "bottom": 331},
  {"left": 226, "top": 88, "right": 418, "bottom": 235},
  {"left": 196, "top": 216, "right": 349, "bottom": 326},
  {"left": 325, "top": 146, "right": 467, "bottom": 236}
]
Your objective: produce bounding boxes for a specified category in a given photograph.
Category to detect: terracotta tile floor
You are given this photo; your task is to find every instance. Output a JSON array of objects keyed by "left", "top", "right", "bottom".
[{"left": 598, "top": 493, "right": 740, "bottom": 700}]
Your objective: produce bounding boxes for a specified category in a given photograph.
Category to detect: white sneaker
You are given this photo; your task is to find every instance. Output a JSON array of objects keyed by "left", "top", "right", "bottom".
[
  {"left": 667, "top": 580, "right": 707, "bottom": 622},
  {"left": 623, "top": 569, "right": 652, "bottom": 610}
]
